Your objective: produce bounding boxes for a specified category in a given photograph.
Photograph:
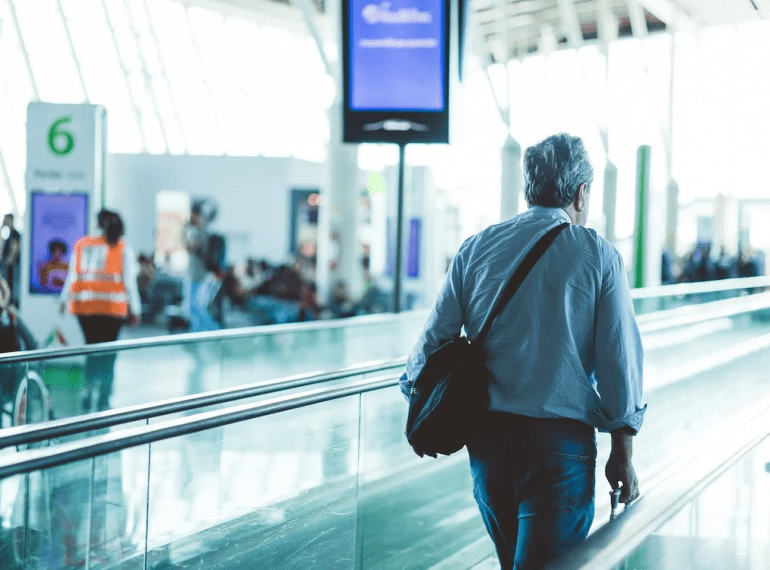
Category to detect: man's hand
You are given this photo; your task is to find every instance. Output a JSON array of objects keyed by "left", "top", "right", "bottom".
[
  {"left": 605, "top": 429, "right": 639, "bottom": 503},
  {"left": 127, "top": 313, "right": 140, "bottom": 327}
]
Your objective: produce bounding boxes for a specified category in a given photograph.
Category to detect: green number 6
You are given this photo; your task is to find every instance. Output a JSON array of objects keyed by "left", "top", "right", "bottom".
[{"left": 48, "top": 116, "right": 75, "bottom": 156}]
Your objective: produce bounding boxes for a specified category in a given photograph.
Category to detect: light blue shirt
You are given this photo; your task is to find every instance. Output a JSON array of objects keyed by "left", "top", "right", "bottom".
[{"left": 401, "top": 207, "right": 646, "bottom": 433}]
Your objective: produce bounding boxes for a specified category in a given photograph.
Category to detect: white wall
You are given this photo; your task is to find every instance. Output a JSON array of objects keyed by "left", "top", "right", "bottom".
[{"left": 106, "top": 154, "right": 329, "bottom": 267}]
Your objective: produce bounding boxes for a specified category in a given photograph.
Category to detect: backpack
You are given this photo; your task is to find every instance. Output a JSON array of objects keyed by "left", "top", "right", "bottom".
[{"left": 204, "top": 233, "right": 227, "bottom": 273}]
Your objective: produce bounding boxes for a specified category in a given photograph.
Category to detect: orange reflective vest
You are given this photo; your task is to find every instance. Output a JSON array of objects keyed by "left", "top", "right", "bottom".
[{"left": 68, "top": 235, "right": 129, "bottom": 318}]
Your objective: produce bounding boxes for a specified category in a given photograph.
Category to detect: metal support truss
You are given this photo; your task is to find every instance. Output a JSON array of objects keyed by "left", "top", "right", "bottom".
[
  {"left": 291, "top": 0, "right": 331, "bottom": 77},
  {"left": 56, "top": 0, "right": 90, "bottom": 102},
  {"left": 123, "top": 0, "right": 172, "bottom": 152},
  {"left": 183, "top": 4, "right": 226, "bottom": 153},
  {"left": 141, "top": 0, "right": 189, "bottom": 153},
  {"left": 100, "top": 0, "right": 147, "bottom": 152},
  {"left": 7, "top": 0, "right": 39, "bottom": 99},
  {"left": 557, "top": 0, "right": 607, "bottom": 154}
]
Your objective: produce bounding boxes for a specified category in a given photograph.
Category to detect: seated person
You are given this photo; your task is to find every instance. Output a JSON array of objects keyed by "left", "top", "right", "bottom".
[
  {"left": 137, "top": 253, "right": 156, "bottom": 302},
  {"left": 250, "top": 263, "right": 304, "bottom": 324},
  {"left": 326, "top": 280, "right": 356, "bottom": 319}
]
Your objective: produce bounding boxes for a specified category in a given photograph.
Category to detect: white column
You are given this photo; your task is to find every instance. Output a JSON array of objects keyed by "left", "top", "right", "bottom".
[
  {"left": 665, "top": 179, "right": 679, "bottom": 254},
  {"left": 602, "top": 160, "right": 617, "bottom": 244},
  {"left": 713, "top": 193, "right": 739, "bottom": 255},
  {"left": 501, "top": 135, "right": 523, "bottom": 220},
  {"left": 314, "top": 0, "right": 363, "bottom": 304},
  {"left": 317, "top": 100, "right": 363, "bottom": 304}
]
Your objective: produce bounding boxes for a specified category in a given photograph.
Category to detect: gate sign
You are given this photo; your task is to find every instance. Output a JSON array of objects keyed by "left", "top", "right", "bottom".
[
  {"left": 26, "top": 102, "right": 105, "bottom": 194},
  {"left": 343, "top": 0, "right": 450, "bottom": 144}
]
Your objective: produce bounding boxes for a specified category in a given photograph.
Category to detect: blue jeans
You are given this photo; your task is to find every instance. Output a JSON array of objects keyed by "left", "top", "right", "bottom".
[
  {"left": 187, "top": 280, "right": 220, "bottom": 332},
  {"left": 467, "top": 412, "right": 596, "bottom": 570}
]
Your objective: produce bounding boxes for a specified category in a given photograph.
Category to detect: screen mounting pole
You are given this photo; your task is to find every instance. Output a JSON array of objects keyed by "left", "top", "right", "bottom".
[{"left": 393, "top": 142, "right": 406, "bottom": 313}]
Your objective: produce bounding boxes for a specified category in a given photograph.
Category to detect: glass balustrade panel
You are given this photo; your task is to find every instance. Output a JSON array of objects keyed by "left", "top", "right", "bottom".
[
  {"left": 0, "top": 473, "right": 25, "bottom": 568},
  {"left": 33, "top": 342, "right": 225, "bottom": 425},
  {"left": 356, "top": 387, "right": 482, "bottom": 569},
  {"left": 4, "top": 447, "right": 149, "bottom": 570},
  {"left": 613, "top": 435, "right": 770, "bottom": 570},
  {"left": 145, "top": 394, "right": 362, "bottom": 569}
]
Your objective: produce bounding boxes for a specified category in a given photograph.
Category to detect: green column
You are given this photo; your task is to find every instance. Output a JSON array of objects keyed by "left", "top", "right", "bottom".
[{"left": 634, "top": 146, "right": 651, "bottom": 288}]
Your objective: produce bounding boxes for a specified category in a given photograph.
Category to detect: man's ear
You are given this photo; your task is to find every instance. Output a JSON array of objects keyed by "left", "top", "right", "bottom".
[{"left": 574, "top": 183, "right": 588, "bottom": 212}]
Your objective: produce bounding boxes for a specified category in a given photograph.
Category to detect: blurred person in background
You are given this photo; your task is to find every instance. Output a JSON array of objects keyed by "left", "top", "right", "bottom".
[
  {"left": 240, "top": 258, "right": 270, "bottom": 291},
  {"left": 1, "top": 213, "right": 21, "bottom": 306},
  {"left": 714, "top": 247, "right": 736, "bottom": 280},
  {"left": 681, "top": 242, "right": 716, "bottom": 282},
  {"left": 325, "top": 280, "right": 356, "bottom": 319},
  {"left": 738, "top": 247, "right": 763, "bottom": 278},
  {"left": 0, "top": 276, "right": 37, "bottom": 353},
  {"left": 137, "top": 253, "right": 156, "bottom": 303},
  {"left": 0, "top": 276, "right": 38, "bottom": 428},
  {"left": 661, "top": 250, "right": 678, "bottom": 285},
  {"left": 59, "top": 209, "right": 140, "bottom": 412},
  {"left": 253, "top": 261, "right": 304, "bottom": 324},
  {"left": 184, "top": 201, "right": 220, "bottom": 332},
  {"left": 299, "top": 280, "right": 321, "bottom": 321}
]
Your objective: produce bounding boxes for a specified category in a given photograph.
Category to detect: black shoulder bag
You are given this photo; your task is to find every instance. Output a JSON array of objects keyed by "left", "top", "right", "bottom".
[{"left": 405, "top": 222, "right": 569, "bottom": 458}]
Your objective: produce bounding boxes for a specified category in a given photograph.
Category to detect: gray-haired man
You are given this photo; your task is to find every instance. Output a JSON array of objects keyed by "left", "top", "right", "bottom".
[{"left": 401, "top": 133, "right": 645, "bottom": 569}]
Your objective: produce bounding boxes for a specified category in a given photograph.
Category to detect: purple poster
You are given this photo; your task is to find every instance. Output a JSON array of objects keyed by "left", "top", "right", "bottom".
[{"left": 29, "top": 192, "right": 89, "bottom": 295}]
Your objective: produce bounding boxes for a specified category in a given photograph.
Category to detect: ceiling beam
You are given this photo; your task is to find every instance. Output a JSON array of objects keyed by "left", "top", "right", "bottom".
[
  {"left": 494, "top": 0, "right": 512, "bottom": 64},
  {"left": 597, "top": 0, "right": 618, "bottom": 51},
  {"left": 538, "top": 23, "right": 558, "bottom": 54},
  {"left": 627, "top": 0, "right": 649, "bottom": 38},
  {"left": 633, "top": 0, "right": 696, "bottom": 30},
  {"left": 557, "top": 0, "right": 584, "bottom": 48},
  {"left": 179, "top": 0, "right": 327, "bottom": 35}
]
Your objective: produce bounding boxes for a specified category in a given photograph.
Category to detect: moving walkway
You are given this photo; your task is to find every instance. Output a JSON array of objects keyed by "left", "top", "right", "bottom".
[{"left": 0, "top": 277, "right": 769, "bottom": 569}]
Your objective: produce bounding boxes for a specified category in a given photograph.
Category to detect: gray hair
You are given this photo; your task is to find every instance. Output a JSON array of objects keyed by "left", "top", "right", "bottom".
[{"left": 523, "top": 133, "right": 594, "bottom": 208}]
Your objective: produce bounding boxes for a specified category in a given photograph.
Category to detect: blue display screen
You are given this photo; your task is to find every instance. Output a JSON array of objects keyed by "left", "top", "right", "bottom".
[
  {"left": 29, "top": 192, "right": 89, "bottom": 295},
  {"left": 350, "top": 0, "right": 446, "bottom": 111}
]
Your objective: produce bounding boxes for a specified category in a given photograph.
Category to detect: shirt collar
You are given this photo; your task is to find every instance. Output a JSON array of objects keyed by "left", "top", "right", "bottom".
[{"left": 528, "top": 206, "right": 572, "bottom": 223}]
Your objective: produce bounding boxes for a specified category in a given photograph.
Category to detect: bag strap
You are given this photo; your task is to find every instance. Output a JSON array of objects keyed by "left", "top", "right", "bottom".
[{"left": 475, "top": 222, "right": 569, "bottom": 346}]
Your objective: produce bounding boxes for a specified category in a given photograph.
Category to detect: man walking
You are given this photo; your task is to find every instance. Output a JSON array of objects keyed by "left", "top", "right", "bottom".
[
  {"left": 184, "top": 201, "right": 219, "bottom": 332},
  {"left": 401, "top": 133, "right": 645, "bottom": 569}
]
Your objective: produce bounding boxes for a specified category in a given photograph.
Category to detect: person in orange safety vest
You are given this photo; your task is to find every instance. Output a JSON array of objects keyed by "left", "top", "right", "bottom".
[{"left": 59, "top": 209, "right": 141, "bottom": 412}]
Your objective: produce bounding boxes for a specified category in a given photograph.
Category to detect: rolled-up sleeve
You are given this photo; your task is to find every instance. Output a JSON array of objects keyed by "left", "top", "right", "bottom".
[
  {"left": 592, "top": 248, "right": 646, "bottom": 433},
  {"left": 400, "top": 238, "right": 471, "bottom": 400}
]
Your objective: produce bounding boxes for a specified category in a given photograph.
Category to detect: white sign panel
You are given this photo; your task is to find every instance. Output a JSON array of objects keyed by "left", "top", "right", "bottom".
[
  {"left": 26, "top": 102, "right": 105, "bottom": 194},
  {"left": 22, "top": 102, "right": 106, "bottom": 343}
]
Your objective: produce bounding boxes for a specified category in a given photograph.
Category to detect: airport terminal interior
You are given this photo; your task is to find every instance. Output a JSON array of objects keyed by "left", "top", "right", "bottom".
[{"left": 1, "top": 0, "right": 770, "bottom": 568}]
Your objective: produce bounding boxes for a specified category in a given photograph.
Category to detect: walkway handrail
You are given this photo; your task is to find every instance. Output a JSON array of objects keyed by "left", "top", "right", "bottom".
[
  {"left": 0, "top": 374, "right": 400, "bottom": 479},
  {"left": 630, "top": 275, "right": 770, "bottom": 299},
  {"left": 0, "top": 277, "right": 767, "bottom": 365},
  {"left": 0, "top": 359, "right": 405, "bottom": 450},
  {"left": 546, "top": 397, "right": 770, "bottom": 570},
  {"left": 0, "top": 309, "right": 430, "bottom": 365},
  {"left": 5, "top": 290, "right": 770, "bottom": 449},
  {"left": 636, "top": 289, "right": 770, "bottom": 332}
]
